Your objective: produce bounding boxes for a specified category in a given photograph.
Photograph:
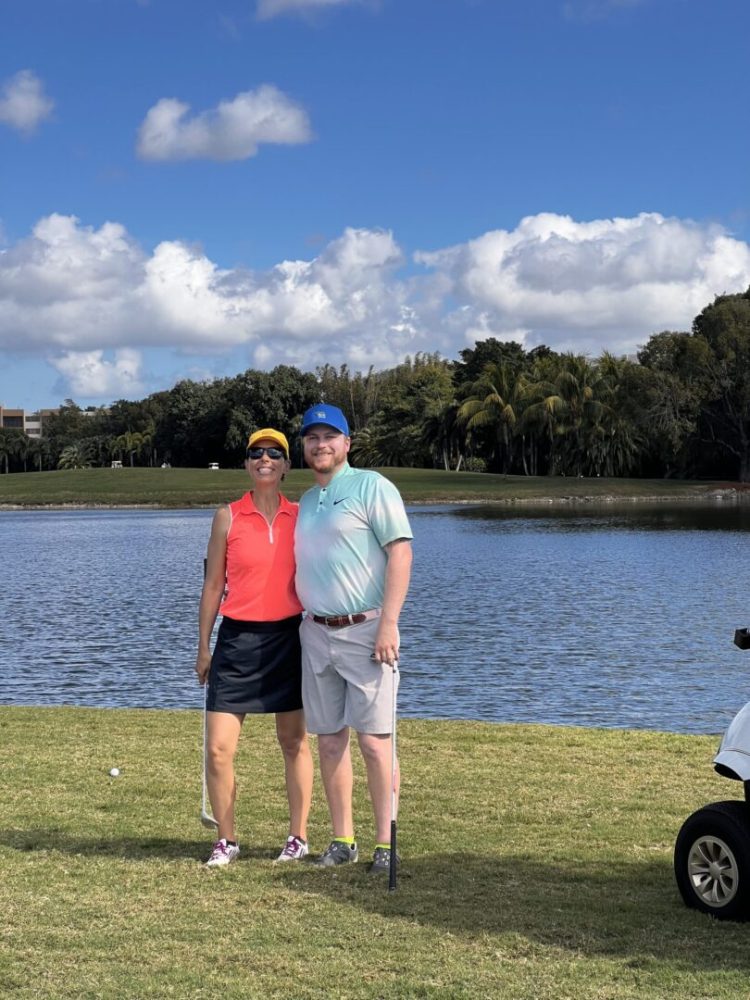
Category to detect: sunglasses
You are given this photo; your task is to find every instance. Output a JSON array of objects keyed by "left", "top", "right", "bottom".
[{"left": 246, "top": 446, "right": 286, "bottom": 460}]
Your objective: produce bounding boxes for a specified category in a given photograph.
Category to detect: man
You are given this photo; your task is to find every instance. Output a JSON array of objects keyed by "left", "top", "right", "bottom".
[{"left": 294, "top": 403, "right": 412, "bottom": 874}]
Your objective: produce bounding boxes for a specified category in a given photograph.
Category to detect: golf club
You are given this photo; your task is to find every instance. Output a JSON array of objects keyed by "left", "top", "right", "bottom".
[
  {"left": 389, "top": 660, "right": 399, "bottom": 891},
  {"left": 200, "top": 683, "right": 219, "bottom": 830}
]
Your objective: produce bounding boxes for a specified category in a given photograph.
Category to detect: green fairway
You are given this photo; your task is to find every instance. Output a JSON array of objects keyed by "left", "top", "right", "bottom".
[
  {"left": 1, "top": 706, "right": 748, "bottom": 999},
  {"left": 0, "top": 466, "right": 734, "bottom": 507}
]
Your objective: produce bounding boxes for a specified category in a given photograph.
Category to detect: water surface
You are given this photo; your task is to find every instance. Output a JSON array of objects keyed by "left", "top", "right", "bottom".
[{"left": 2, "top": 502, "right": 750, "bottom": 734}]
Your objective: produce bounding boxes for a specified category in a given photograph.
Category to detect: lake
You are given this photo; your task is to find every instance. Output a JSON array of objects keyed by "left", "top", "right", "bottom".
[{"left": 2, "top": 502, "right": 750, "bottom": 734}]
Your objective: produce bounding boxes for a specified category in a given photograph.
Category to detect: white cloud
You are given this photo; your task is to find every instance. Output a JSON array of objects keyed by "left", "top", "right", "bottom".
[
  {"left": 50, "top": 349, "right": 144, "bottom": 398},
  {"left": 0, "top": 70, "right": 54, "bottom": 134},
  {"left": 257, "top": 0, "right": 362, "bottom": 20},
  {"left": 0, "top": 214, "right": 145, "bottom": 349},
  {"left": 0, "top": 215, "right": 422, "bottom": 378},
  {"left": 136, "top": 85, "right": 312, "bottom": 162},
  {"left": 416, "top": 212, "right": 750, "bottom": 354},
  {"left": 1, "top": 211, "right": 749, "bottom": 401}
]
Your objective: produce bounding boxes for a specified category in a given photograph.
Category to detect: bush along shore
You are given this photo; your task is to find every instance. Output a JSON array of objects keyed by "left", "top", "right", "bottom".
[{"left": 2, "top": 705, "right": 749, "bottom": 999}]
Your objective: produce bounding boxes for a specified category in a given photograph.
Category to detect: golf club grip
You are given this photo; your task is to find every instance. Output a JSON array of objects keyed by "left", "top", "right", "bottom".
[{"left": 389, "top": 819, "right": 397, "bottom": 891}]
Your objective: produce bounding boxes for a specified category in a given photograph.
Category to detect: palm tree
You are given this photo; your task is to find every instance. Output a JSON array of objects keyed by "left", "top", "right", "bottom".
[
  {"left": 57, "top": 441, "right": 92, "bottom": 469},
  {"left": 0, "top": 432, "right": 11, "bottom": 473},
  {"left": 349, "top": 417, "right": 424, "bottom": 468},
  {"left": 114, "top": 430, "right": 144, "bottom": 467},
  {"left": 85, "top": 434, "right": 114, "bottom": 468},
  {"left": 26, "top": 437, "right": 40, "bottom": 473},
  {"left": 0, "top": 430, "right": 29, "bottom": 473},
  {"left": 140, "top": 421, "right": 156, "bottom": 466},
  {"left": 349, "top": 425, "right": 381, "bottom": 467},
  {"left": 420, "top": 401, "right": 465, "bottom": 471},
  {"left": 586, "top": 353, "right": 645, "bottom": 477},
  {"left": 457, "top": 361, "right": 523, "bottom": 473},
  {"left": 27, "top": 436, "right": 53, "bottom": 472},
  {"left": 14, "top": 433, "right": 30, "bottom": 472},
  {"left": 37, "top": 437, "right": 53, "bottom": 471},
  {"left": 523, "top": 354, "right": 607, "bottom": 476}
]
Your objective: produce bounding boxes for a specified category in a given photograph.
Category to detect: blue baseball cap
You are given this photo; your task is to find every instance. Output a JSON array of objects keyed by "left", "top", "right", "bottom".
[{"left": 301, "top": 403, "right": 350, "bottom": 436}]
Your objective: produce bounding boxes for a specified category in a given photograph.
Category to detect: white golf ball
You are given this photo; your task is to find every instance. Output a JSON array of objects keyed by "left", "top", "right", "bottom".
[{"left": 109, "top": 767, "right": 120, "bottom": 777}]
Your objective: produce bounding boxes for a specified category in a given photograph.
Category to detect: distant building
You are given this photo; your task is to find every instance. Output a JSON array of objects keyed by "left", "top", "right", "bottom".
[{"left": 0, "top": 404, "right": 59, "bottom": 437}]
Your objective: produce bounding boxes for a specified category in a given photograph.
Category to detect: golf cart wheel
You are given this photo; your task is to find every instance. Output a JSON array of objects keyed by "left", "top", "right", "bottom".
[{"left": 674, "top": 800, "right": 750, "bottom": 921}]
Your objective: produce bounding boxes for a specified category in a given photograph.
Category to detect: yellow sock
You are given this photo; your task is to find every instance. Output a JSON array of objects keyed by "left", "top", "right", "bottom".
[
  {"left": 333, "top": 836, "right": 355, "bottom": 846},
  {"left": 375, "top": 843, "right": 390, "bottom": 851}
]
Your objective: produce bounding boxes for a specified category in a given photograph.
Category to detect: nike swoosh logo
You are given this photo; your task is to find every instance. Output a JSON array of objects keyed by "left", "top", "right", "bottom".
[{"left": 333, "top": 498, "right": 349, "bottom": 505}]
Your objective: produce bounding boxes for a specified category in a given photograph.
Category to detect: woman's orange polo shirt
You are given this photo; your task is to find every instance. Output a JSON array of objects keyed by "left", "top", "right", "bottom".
[{"left": 219, "top": 492, "right": 303, "bottom": 622}]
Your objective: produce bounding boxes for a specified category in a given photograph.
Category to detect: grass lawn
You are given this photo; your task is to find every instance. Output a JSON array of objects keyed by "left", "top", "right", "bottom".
[
  {"left": 1, "top": 707, "right": 748, "bottom": 998},
  {"left": 0, "top": 466, "right": 737, "bottom": 507}
]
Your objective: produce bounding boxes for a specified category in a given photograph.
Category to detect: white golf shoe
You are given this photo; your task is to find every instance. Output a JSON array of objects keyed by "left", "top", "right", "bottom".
[
  {"left": 275, "top": 835, "right": 309, "bottom": 862},
  {"left": 205, "top": 838, "right": 240, "bottom": 868}
]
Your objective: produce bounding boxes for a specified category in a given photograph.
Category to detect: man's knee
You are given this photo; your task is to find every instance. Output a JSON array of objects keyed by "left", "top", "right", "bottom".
[
  {"left": 318, "top": 729, "right": 350, "bottom": 762},
  {"left": 357, "top": 732, "right": 390, "bottom": 763}
]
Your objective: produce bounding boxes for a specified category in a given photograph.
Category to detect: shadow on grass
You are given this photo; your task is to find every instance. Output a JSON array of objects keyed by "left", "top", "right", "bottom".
[
  {"left": 4, "top": 828, "right": 749, "bottom": 972},
  {"left": 278, "top": 852, "right": 750, "bottom": 972},
  {"left": 0, "top": 828, "right": 279, "bottom": 862}
]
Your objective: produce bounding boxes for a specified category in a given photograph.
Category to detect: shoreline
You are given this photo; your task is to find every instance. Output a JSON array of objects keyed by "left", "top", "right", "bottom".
[
  {"left": 1, "top": 488, "right": 749, "bottom": 511},
  {"left": 0, "top": 702, "right": 724, "bottom": 737}
]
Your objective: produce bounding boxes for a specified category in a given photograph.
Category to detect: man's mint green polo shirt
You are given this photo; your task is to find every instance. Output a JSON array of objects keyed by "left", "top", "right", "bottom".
[{"left": 294, "top": 462, "right": 413, "bottom": 617}]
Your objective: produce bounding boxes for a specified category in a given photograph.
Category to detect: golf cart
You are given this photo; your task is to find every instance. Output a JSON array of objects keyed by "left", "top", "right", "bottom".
[{"left": 674, "top": 628, "right": 750, "bottom": 920}]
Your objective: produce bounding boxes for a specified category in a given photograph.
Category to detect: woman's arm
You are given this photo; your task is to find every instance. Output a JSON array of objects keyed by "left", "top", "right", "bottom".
[{"left": 195, "top": 505, "right": 231, "bottom": 684}]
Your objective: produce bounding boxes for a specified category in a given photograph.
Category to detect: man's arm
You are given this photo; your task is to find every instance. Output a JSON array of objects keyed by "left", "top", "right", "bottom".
[{"left": 374, "top": 538, "right": 412, "bottom": 666}]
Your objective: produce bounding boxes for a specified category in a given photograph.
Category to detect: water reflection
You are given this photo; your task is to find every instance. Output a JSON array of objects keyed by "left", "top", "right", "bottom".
[
  {"left": 2, "top": 503, "right": 750, "bottom": 734},
  {"left": 452, "top": 500, "right": 750, "bottom": 532}
]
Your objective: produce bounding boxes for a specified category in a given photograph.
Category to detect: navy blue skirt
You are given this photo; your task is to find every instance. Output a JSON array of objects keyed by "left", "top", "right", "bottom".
[{"left": 207, "top": 615, "right": 303, "bottom": 715}]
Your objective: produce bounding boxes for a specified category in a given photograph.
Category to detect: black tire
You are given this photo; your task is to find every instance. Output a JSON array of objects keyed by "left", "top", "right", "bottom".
[{"left": 674, "top": 800, "right": 750, "bottom": 921}]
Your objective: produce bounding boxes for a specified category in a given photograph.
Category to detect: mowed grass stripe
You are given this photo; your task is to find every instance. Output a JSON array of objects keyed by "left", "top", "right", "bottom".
[
  {"left": 0, "top": 466, "right": 730, "bottom": 507},
  {"left": 1, "top": 706, "right": 748, "bottom": 999}
]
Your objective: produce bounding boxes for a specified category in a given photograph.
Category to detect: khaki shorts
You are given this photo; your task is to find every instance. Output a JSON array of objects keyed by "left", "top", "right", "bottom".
[{"left": 300, "top": 615, "right": 399, "bottom": 735}]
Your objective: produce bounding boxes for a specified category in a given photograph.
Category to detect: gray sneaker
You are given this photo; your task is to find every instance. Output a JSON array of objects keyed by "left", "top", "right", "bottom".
[
  {"left": 367, "top": 846, "right": 400, "bottom": 875},
  {"left": 311, "top": 840, "right": 358, "bottom": 867}
]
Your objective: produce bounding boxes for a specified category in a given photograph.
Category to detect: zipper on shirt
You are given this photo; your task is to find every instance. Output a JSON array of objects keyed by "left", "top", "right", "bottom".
[
  {"left": 267, "top": 505, "right": 288, "bottom": 544},
  {"left": 251, "top": 501, "right": 287, "bottom": 543}
]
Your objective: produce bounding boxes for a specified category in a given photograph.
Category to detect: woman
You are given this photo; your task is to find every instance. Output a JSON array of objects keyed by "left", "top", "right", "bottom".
[{"left": 195, "top": 428, "right": 313, "bottom": 867}]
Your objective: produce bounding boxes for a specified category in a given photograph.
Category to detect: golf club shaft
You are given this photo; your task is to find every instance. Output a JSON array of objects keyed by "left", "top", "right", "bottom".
[
  {"left": 200, "top": 553, "right": 219, "bottom": 829},
  {"left": 389, "top": 660, "right": 398, "bottom": 892},
  {"left": 200, "top": 682, "right": 219, "bottom": 828},
  {"left": 202, "top": 683, "right": 209, "bottom": 814}
]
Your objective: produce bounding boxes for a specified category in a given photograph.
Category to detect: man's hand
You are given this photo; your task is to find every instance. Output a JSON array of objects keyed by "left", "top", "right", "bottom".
[
  {"left": 374, "top": 619, "right": 399, "bottom": 666},
  {"left": 373, "top": 538, "right": 411, "bottom": 667}
]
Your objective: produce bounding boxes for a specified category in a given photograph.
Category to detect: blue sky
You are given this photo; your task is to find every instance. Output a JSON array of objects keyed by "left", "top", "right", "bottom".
[{"left": 1, "top": 0, "right": 749, "bottom": 410}]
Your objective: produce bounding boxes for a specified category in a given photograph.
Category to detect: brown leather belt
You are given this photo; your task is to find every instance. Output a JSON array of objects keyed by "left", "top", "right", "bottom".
[{"left": 312, "top": 609, "right": 381, "bottom": 628}]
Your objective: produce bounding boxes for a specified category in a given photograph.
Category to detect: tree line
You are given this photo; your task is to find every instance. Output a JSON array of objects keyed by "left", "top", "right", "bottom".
[{"left": 3, "top": 287, "right": 750, "bottom": 480}]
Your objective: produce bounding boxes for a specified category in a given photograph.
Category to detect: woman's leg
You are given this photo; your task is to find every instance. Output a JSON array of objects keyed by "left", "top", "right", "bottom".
[
  {"left": 206, "top": 711, "right": 244, "bottom": 842},
  {"left": 275, "top": 709, "right": 313, "bottom": 840}
]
